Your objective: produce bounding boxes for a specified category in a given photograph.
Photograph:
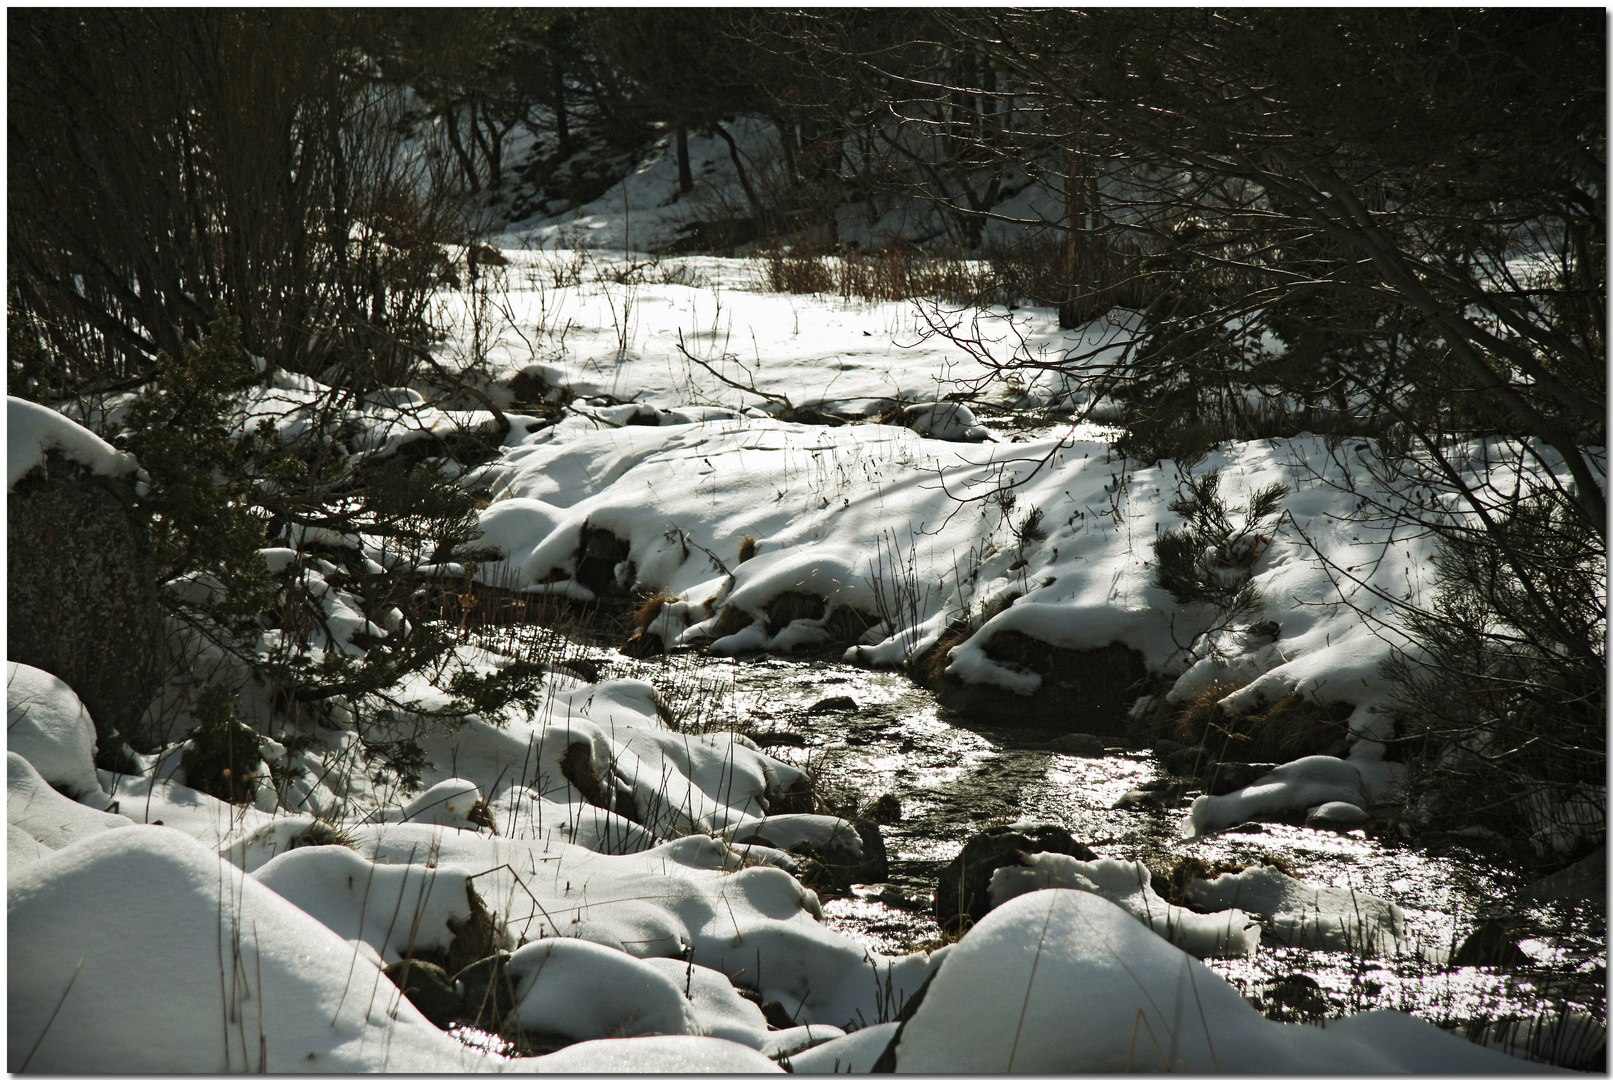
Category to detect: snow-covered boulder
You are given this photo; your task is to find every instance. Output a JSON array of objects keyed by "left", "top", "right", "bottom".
[
  {"left": 901, "top": 401, "right": 991, "bottom": 442},
  {"left": 5, "top": 663, "right": 103, "bottom": 798},
  {"left": 888, "top": 888, "right": 1551, "bottom": 1073},
  {"left": 8, "top": 400, "right": 162, "bottom": 752},
  {"left": 396, "top": 777, "right": 491, "bottom": 829},
  {"left": 506, "top": 937, "right": 698, "bottom": 1041},
  {"left": 1183, "top": 754, "right": 1403, "bottom": 838},
  {"left": 989, "top": 854, "right": 1260, "bottom": 959},
  {"left": 7, "top": 827, "right": 485, "bottom": 1072},
  {"left": 7, "top": 751, "right": 128, "bottom": 865},
  {"left": 251, "top": 843, "right": 506, "bottom": 967},
  {"left": 1182, "top": 864, "right": 1411, "bottom": 958}
]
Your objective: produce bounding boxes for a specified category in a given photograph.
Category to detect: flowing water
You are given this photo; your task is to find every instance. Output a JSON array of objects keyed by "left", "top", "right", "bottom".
[{"left": 513, "top": 626, "right": 1604, "bottom": 1066}]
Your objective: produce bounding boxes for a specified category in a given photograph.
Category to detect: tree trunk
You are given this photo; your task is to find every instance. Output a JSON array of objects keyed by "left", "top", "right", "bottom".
[
  {"left": 676, "top": 121, "right": 692, "bottom": 194},
  {"left": 1058, "top": 144, "right": 1097, "bottom": 329}
]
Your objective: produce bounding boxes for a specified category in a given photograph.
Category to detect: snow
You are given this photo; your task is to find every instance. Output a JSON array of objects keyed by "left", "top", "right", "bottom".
[
  {"left": 251, "top": 844, "right": 495, "bottom": 964},
  {"left": 7, "top": 395, "right": 140, "bottom": 492},
  {"left": 506, "top": 937, "right": 697, "bottom": 1040},
  {"left": 9, "top": 115, "right": 1596, "bottom": 1072},
  {"left": 7, "top": 827, "right": 490, "bottom": 1072},
  {"left": 6, "top": 662, "right": 105, "bottom": 799},
  {"left": 1182, "top": 863, "right": 1418, "bottom": 959},
  {"left": 989, "top": 854, "right": 1260, "bottom": 959},
  {"left": 890, "top": 889, "right": 1552, "bottom": 1073},
  {"left": 1184, "top": 755, "right": 1405, "bottom": 839},
  {"left": 7, "top": 752, "right": 129, "bottom": 864},
  {"left": 728, "top": 814, "right": 865, "bottom": 862},
  {"left": 526, "top": 1035, "right": 781, "bottom": 1073},
  {"left": 787, "top": 1021, "right": 901, "bottom": 1073}
]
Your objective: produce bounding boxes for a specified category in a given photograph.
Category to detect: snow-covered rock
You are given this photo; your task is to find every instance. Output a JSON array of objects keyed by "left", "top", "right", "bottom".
[
  {"left": 889, "top": 889, "right": 1551, "bottom": 1073},
  {"left": 989, "top": 854, "right": 1260, "bottom": 959},
  {"left": 7, "top": 827, "right": 487, "bottom": 1072},
  {"left": 7, "top": 396, "right": 140, "bottom": 492},
  {"left": 5, "top": 663, "right": 103, "bottom": 799},
  {"left": 6, "top": 751, "right": 128, "bottom": 864},
  {"left": 506, "top": 937, "right": 697, "bottom": 1041},
  {"left": 251, "top": 843, "right": 502, "bottom": 965}
]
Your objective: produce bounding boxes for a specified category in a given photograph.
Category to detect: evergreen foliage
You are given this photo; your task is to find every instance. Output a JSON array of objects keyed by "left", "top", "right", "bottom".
[
  {"left": 120, "top": 305, "right": 275, "bottom": 632},
  {"left": 180, "top": 682, "right": 265, "bottom": 806}
]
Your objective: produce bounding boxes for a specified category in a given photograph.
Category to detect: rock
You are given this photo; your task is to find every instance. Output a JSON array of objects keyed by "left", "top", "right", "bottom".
[
  {"left": 1452, "top": 918, "right": 1531, "bottom": 969},
  {"left": 934, "top": 824, "right": 1095, "bottom": 936},
  {"left": 382, "top": 959, "right": 460, "bottom": 1028},
  {"left": 1164, "top": 745, "right": 1213, "bottom": 776},
  {"left": 8, "top": 450, "right": 163, "bottom": 758},
  {"left": 455, "top": 951, "right": 519, "bottom": 1031},
  {"left": 807, "top": 695, "right": 858, "bottom": 714},
  {"left": 1518, "top": 845, "right": 1607, "bottom": 906},
  {"left": 865, "top": 793, "right": 901, "bottom": 824},
  {"left": 1039, "top": 732, "right": 1106, "bottom": 756},
  {"left": 1305, "top": 801, "right": 1371, "bottom": 831}
]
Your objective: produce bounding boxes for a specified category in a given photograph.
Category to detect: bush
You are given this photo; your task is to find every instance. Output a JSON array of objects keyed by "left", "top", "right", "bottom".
[{"left": 1384, "top": 487, "right": 1606, "bottom": 862}]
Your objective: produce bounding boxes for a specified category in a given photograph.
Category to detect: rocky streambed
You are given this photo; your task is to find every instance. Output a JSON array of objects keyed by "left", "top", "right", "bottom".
[{"left": 531, "top": 622, "right": 1605, "bottom": 1069}]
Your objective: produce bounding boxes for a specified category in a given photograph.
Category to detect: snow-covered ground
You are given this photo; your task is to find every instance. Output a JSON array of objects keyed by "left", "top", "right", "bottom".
[{"left": 8, "top": 120, "right": 1595, "bottom": 1072}]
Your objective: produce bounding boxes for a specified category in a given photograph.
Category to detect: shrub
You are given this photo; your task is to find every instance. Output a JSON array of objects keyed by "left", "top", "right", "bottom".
[{"left": 1385, "top": 488, "right": 1606, "bottom": 863}]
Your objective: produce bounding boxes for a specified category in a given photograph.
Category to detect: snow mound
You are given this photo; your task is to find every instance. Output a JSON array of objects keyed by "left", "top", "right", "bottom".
[
  {"left": 7, "top": 751, "right": 128, "bottom": 864},
  {"left": 7, "top": 396, "right": 140, "bottom": 492},
  {"left": 902, "top": 401, "right": 991, "bottom": 442},
  {"left": 989, "top": 854, "right": 1259, "bottom": 959},
  {"left": 1182, "top": 864, "right": 1415, "bottom": 959},
  {"left": 506, "top": 937, "right": 697, "bottom": 1040},
  {"left": 1184, "top": 755, "right": 1404, "bottom": 838},
  {"left": 892, "top": 889, "right": 1552, "bottom": 1073},
  {"left": 788, "top": 1021, "right": 901, "bottom": 1072},
  {"left": 5, "top": 662, "right": 104, "bottom": 798},
  {"left": 7, "top": 827, "right": 484, "bottom": 1072},
  {"left": 394, "top": 777, "right": 488, "bottom": 829},
  {"left": 528, "top": 1033, "right": 782, "bottom": 1073},
  {"left": 729, "top": 814, "right": 864, "bottom": 862},
  {"left": 251, "top": 843, "right": 501, "bottom": 964},
  {"left": 642, "top": 956, "right": 769, "bottom": 1047}
]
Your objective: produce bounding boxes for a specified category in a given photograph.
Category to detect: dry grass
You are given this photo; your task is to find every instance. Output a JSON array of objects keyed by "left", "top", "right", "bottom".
[
  {"left": 707, "top": 604, "right": 755, "bottom": 642},
  {"left": 764, "top": 591, "right": 827, "bottom": 635},
  {"left": 912, "top": 621, "right": 973, "bottom": 691},
  {"left": 628, "top": 589, "right": 674, "bottom": 634},
  {"left": 737, "top": 534, "right": 758, "bottom": 564},
  {"left": 823, "top": 604, "right": 879, "bottom": 645},
  {"left": 1162, "top": 682, "right": 1351, "bottom": 763}
]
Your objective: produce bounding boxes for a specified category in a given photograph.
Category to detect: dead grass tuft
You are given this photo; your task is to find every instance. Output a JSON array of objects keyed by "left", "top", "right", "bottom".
[
  {"left": 823, "top": 604, "right": 879, "bottom": 645},
  {"left": 764, "top": 591, "right": 827, "bottom": 635},
  {"left": 737, "top": 534, "right": 758, "bottom": 564},
  {"left": 707, "top": 604, "right": 755, "bottom": 642},
  {"left": 912, "top": 621, "right": 973, "bottom": 691},
  {"left": 628, "top": 589, "right": 674, "bottom": 634},
  {"left": 1164, "top": 682, "right": 1351, "bottom": 764}
]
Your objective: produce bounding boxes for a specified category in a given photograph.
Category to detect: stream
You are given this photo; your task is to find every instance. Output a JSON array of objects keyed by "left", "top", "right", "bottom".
[{"left": 511, "top": 623, "right": 1605, "bottom": 1064}]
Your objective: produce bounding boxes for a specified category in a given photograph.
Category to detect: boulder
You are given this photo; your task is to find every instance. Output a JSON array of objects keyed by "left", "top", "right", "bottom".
[
  {"left": 934, "top": 824, "right": 1096, "bottom": 936},
  {"left": 5, "top": 663, "right": 103, "bottom": 797},
  {"left": 9, "top": 449, "right": 162, "bottom": 758}
]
